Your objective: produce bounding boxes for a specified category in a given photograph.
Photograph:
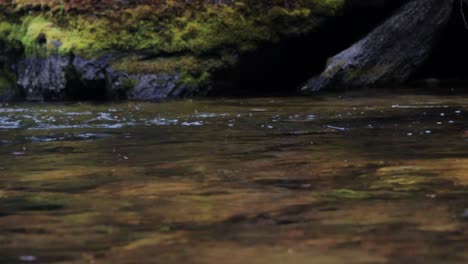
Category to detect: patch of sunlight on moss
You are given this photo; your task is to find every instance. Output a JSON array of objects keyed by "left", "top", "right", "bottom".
[
  {"left": 19, "top": 15, "right": 102, "bottom": 57},
  {"left": 0, "top": 21, "right": 17, "bottom": 39}
]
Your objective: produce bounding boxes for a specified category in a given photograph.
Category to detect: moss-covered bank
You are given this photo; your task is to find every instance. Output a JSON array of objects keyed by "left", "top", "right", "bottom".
[{"left": 0, "top": 0, "right": 345, "bottom": 100}]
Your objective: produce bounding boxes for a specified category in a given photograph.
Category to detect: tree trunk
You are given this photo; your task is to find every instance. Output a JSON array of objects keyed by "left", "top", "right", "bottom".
[{"left": 302, "top": 0, "right": 454, "bottom": 93}]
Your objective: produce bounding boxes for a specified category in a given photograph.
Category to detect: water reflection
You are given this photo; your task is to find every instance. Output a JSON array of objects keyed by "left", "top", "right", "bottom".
[{"left": 0, "top": 91, "right": 467, "bottom": 263}]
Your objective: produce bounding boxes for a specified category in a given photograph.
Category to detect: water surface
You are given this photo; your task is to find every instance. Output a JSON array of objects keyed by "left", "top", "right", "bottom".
[{"left": 0, "top": 91, "right": 467, "bottom": 263}]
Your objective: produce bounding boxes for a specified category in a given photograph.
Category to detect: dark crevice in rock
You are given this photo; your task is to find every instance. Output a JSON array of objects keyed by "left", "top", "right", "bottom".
[
  {"left": 64, "top": 56, "right": 109, "bottom": 101},
  {"left": 65, "top": 76, "right": 109, "bottom": 101},
  {"left": 0, "top": 38, "right": 23, "bottom": 101}
]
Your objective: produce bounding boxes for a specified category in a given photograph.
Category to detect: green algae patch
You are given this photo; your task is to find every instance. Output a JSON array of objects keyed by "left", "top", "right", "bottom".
[
  {"left": 159, "top": 225, "right": 174, "bottom": 233},
  {"left": 324, "top": 189, "right": 372, "bottom": 200},
  {"left": 365, "top": 166, "right": 439, "bottom": 192}
]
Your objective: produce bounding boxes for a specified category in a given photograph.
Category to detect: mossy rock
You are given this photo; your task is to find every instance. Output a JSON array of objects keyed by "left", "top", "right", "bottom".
[{"left": 0, "top": 0, "right": 347, "bottom": 99}]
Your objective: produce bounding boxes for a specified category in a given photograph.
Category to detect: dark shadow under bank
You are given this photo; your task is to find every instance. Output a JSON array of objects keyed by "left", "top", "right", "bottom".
[
  {"left": 64, "top": 65, "right": 109, "bottom": 102},
  {"left": 209, "top": 0, "right": 468, "bottom": 97}
]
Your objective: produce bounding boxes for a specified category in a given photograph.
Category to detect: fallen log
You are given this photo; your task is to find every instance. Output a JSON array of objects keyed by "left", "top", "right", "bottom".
[{"left": 302, "top": 0, "right": 454, "bottom": 92}]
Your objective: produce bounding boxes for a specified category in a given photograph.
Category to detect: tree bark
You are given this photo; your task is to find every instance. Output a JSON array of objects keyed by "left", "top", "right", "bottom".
[{"left": 302, "top": 0, "right": 454, "bottom": 93}]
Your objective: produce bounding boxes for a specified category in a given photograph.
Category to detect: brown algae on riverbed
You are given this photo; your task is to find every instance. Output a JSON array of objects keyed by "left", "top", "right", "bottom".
[{"left": 0, "top": 91, "right": 467, "bottom": 263}]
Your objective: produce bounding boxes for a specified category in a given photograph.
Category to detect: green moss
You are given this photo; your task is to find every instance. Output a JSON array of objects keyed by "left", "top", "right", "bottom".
[
  {"left": 180, "top": 70, "right": 212, "bottom": 88},
  {"left": 0, "top": 21, "right": 15, "bottom": 39},
  {"left": 8, "top": 1, "right": 345, "bottom": 56},
  {"left": 312, "top": 0, "right": 346, "bottom": 15},
  {"left": 112, "top": 56, "right": 203, "bottom": 74},
  {"left": 122, "top": 78, "right": 139, "bottom": 91}
]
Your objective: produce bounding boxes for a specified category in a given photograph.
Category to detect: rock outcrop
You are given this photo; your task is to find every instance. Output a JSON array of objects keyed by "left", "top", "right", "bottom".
[
  {"left": 16, "top": 54, "right": 184, "bottom": 101},
  {"left": 301, "top": 0, "right": 453, "bottom": 92}
]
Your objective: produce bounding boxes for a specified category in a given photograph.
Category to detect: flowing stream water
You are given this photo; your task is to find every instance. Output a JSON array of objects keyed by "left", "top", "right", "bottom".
[{"left": 0, "top": 90, "right": 467, "bottom": 263}]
